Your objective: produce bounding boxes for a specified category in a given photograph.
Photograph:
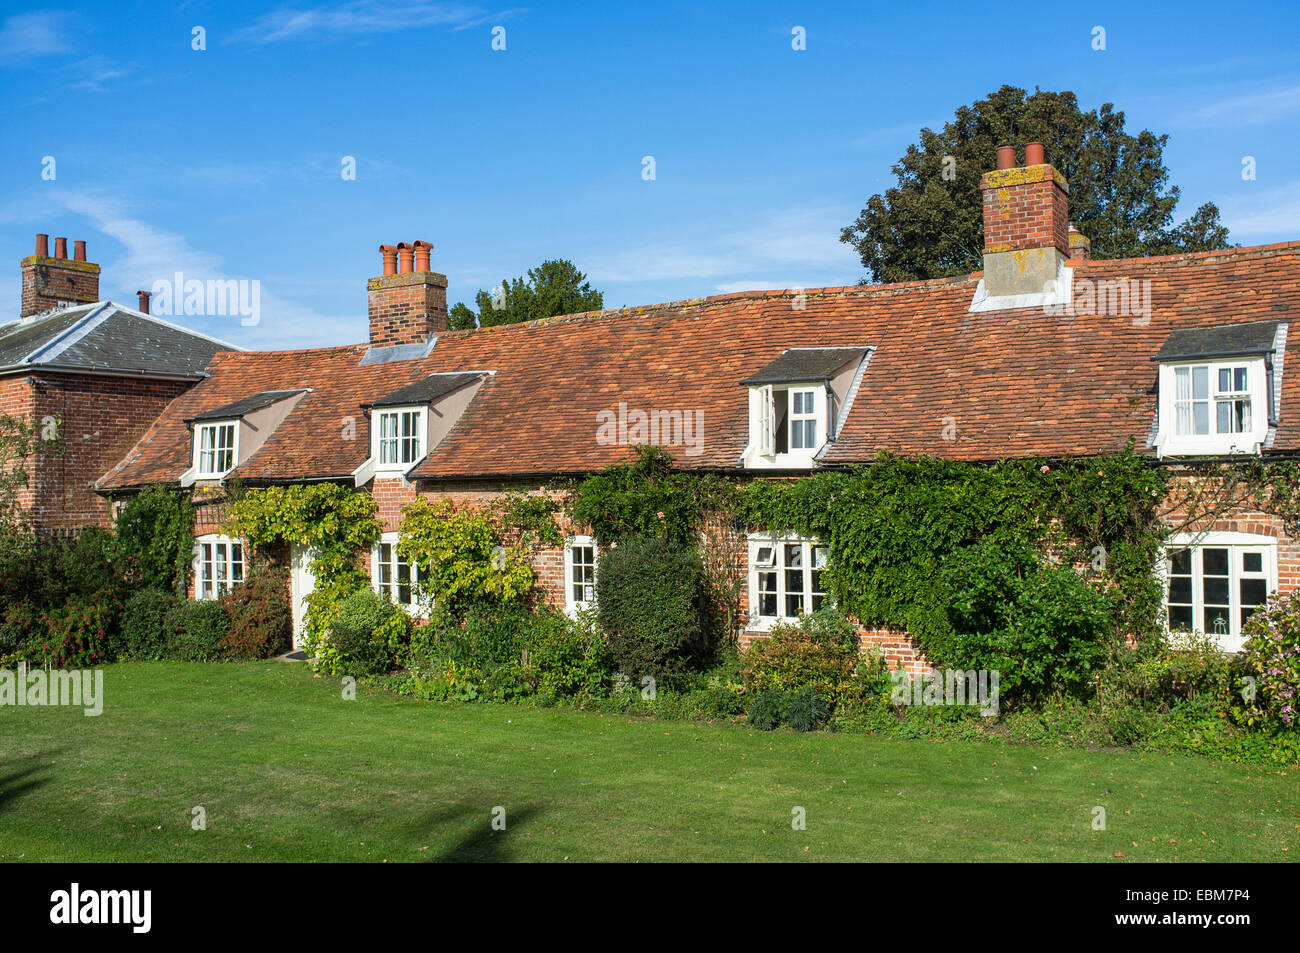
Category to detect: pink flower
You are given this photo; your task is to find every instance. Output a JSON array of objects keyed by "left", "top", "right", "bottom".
[
  {"left": 657, "top": 511, "right": 665, "bottom": 519},
  {"left": 1040, "top": 465, "right": 1051, "bottom": 474}
]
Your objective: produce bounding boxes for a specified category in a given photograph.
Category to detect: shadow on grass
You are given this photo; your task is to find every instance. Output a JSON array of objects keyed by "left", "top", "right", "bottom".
[
  {"left": 0, "top": 750, "right": 62, "bottom": 816},
  {"left": 413, "top": 803, "right": 544, "bottom": 863}
]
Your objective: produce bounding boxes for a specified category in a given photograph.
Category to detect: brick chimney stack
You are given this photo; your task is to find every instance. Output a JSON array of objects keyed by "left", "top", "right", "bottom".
[
  {"left": 367, "top": 239, "right": 447, "bottom": 347},
  {"left": 21, "top": 233, "right": 101, "bottom": 318},
  {"left": 979, "top": 142, "right": 1070, "bottom": 297}
]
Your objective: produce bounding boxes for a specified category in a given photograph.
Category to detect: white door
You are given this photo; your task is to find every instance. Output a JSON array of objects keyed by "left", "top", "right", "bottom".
[{"left": 290, "top": 545, "right": 317, "bottom": 650}]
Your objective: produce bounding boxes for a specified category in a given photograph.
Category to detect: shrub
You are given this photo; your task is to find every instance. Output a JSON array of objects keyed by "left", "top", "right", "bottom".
[
  {"left": 219, "top": 566, "right": 293, "bottom": 660},
  {"left": 525, "top": 608, "right": 609, "bottom": 699},
  {"left": 931, "top": 544, "right": 1110, "bottom": 705},
  {"left": 741, "top": 607, "right": 859, "bottom": 702},
  {"left": 748, "top": 689, "right": 786, "bottom": 730},
  {"left": 595, "top": 536, "right": 709, "bottom": 681},
  {"left": 1239, "top": 589, "right": 1300, "bottom": 730},
  {"left": 326, "top": 588, "right": 408, "bottom": 676},
  {"left": 167, "top": 600, "right": 229, "bottom": 662},
  {"left": 785, "top": 686, "right": 832, "bottom": 731},
  {"left": 117, "top": 588, "right": 184, "bottom": 660}
]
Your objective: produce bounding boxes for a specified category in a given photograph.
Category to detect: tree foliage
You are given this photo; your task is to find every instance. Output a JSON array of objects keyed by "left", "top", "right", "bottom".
[
  {"left": 448, "top": 259, "right": 604, "bottom": 330},
  {"left": 841, "top": 85, "right": 1232, "bottom": 283}
]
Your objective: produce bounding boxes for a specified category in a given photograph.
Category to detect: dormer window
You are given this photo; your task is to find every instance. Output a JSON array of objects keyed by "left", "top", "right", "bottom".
[
  {"left": 740, "top": 347, "right": 872, "bottom": 469},
  {"left": 195, "top": 421, "right": 237, "bottom": 477},
  {"left": 353, "top": 372, "right": 491, "bottom": 486},
  {"left": 1152, "top": 321, "right": 1283, "bottom": 458},
  {"left": 183, "top": 389, "right": 309, "bottom": 486},
  {"left": 376, "top": 407, "right": 425, "bottom": 468}
]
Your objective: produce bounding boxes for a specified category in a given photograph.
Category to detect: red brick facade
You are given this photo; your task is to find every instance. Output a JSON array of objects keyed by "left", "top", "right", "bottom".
[
  {"left": 5, "top": 371, "right": 191, "bottom": 532},
  {"left": 980, "top": 164, "right": 1070, "bottom": 256}
]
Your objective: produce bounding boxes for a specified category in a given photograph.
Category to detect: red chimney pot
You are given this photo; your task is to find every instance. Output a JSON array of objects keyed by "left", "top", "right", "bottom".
[
  {"left": 1024, "top": 141, "right": 1045, "bottom": 166},
  {"left": 413, "top": 240, "right": 431, "bottom": 272},
  {"left": 73, "top": 240, "right": 86, "bottom": 262},
  {"left": 397, "top": 243, "right": 414, "bottom": 274},
  {"left": 137, "top": 290, "right": 152, "bottom": 314},
  {"left": 35, "top": 234, "right": 49, "bottom": 256},
  {"left": 379, "top": 244, "right": 398, "bottom": 276},
  {"left": 54, "top": 237, "right": 68, "bottom": 259},
  {"left": 996, "top": 145, "right": 1015, "bottom": 170}
]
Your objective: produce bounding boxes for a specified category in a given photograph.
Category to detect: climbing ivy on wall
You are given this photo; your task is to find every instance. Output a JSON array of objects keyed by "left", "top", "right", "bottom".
[
  {"left": 738, "top": 447, "right": 1170, "bottom": 665},
  {"left": 224, "top": 483, "right": 383, "bottom": 660}
]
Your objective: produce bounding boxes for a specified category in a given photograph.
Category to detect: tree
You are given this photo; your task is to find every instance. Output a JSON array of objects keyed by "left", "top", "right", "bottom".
[
  {"left": 841, "top": 86, "right": 1232, "bottom": 283},
  {"left": 448, "top": 259, "right": 604, "bottom": 330}
]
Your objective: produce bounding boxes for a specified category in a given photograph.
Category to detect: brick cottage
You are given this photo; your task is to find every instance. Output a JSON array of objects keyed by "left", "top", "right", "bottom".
[{"left": 10, "top": 144, "right": 1300, "bottom": 671}]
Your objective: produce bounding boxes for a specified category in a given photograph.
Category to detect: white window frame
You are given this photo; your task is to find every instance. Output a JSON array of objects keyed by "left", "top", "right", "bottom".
[
  {"left": 1160, "top": 531, "right": 1276, "bottom": 653},
  {"left": 747, "top": 534, "right": 829, "bottom": 629},
  {"left": 194, "top": 420, "right": 238, "bottom": 478},
  {"left": 746, "top": 384, "right": 829, "bottom": 468},
  {"left": 373, "top": 406, "right": 426, "bottom": 471},
  {"left": 564, "top": 535, "right": 598, "bottom": 615},
  {"left": 372, "top": 532, "right": 421, "bottom": 612},
  {"left": 194, "top": 534, "right": 245, "bottom": 600},
  {"left": 1156, "top": 357, "right": 1268, "bottom": 457}
]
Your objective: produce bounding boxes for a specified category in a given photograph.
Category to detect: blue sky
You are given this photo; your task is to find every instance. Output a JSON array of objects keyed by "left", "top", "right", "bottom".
[{"left": 2, "top": 0, "right": 1298, "bottom": 348}]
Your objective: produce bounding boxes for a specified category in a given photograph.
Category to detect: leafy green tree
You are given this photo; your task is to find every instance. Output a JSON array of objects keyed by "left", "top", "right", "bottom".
[
  {"left": 448, "top": 259, "right": 604, "bottom": 330},
  {"left": 841, "top": 85, "right": 1232, "bottom": 283}
]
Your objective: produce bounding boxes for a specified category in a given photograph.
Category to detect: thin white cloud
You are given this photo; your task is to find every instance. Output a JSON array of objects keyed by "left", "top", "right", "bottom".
[
  {"left": 1170, "top": 84, "right": 1300, "bottom": 128},
  {"left": 229, "top": 1, "right": 525, "bottom": 45},
  {"left": 584, "top": 205, "right": 859, "bottom": 286},
  {"left": 1221, "top": 179, "right": 1300, "bottom": 238},
  {"left": 50, "top": 191, "right": 358, "bottom": 348},
  {"left": 0, "top": 11, "right": 74, "bottom": 62}
]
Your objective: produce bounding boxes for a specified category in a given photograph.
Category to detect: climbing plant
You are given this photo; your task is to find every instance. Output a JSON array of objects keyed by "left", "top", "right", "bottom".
[
  {"left": 224, "top": 483, "right": 382, "bottom": 663},
  {"left": 115, "top": 485, "right": 195, "bottom": 593}
]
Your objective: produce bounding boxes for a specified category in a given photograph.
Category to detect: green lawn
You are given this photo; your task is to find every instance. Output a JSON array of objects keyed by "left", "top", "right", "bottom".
[{"left": 0, "top": 662, "right": 1295, "bottom": 862}]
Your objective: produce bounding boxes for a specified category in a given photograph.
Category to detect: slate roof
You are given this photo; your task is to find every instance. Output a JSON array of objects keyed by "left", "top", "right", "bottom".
[
  {"left": 739, "top": 347, "right": 870, "bottom": 385},
  {"left": 367, "top": 372, "right": 487, "bottom": 408},
  {"left": 1152, "top": 319, "right": 1281, "bottom": 361},
  {"left": 188, "top": 390, "right": 308, "bottom": 422},
  {"left": 0, "top": 302, "right": 237, "bottom": 378},
  {"left": 98, "top": 241, "right": 1300, "bottom": 490}
]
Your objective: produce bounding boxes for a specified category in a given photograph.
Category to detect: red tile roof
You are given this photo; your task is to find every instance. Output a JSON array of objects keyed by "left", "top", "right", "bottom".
[{"left": 97, "top": 241, "right": 1300, "bottom": 490}]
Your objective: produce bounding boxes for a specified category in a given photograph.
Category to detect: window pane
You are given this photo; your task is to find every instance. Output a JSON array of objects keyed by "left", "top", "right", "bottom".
[
  {"left": 1202, "top": 548, "right": 1229, "bottom": 575},
  {"left": 1218, "top": 368, "right": 1231, "bottom": 392},
  {"left": 1203, "top": 607, "right": 1231, "bottom": 635},
  {"left": 1243, "top": 551, "right": 1262, "bottom": 573},
  {"left": 1168, "top": 576, "right": 1192, "bottom": 604},
  {"left": 784, "top": 544, "right": 802, "bottom": 568},
  {"left": 785, "top": 592, "right": 804, "bottom": 617},
  {"left": 1169, "top": 605, "right": 1193, "bottom": 630},
  {"left": 1216, "top": 400, "right": 1230, "bottom": 434},
  {"left": 1192, "top": 402, "right": 1209, "bottom": 434},
  {"left": 1202, "top": 576, "right": 1229, "bottom": 605},
  {"left": 1192, "top": 366, "right": 1208, "bottom": 400},
  {"left": 1169, "top": 549, "right": 1191, "bottom": 574},
  {"left": 1240, "top": 578, "right": 1267, "bottom": 607},
  {"left": 758, "top": 571, "right": 777, "bottom": 616}
]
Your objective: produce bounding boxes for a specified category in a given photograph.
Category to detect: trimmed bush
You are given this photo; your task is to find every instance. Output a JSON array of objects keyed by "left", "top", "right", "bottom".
[
  {"left": 327, "top": 588, "right": 408, "bottom": 676},
  {"left": 595, "top": 536, "right": 709, "bottom": 681},
  {"left": 220, "top": 566, "right": 293, "bottom": 660},
  {"left": 168, "top": 600, "right": 230, "bottom": 662},
  {"left": 117, "top": 588, "right": 183, "bottom": 660},
  {"left": 741, "top": 607, "right": 859, "bottom": 703},
  {"left": 784, "top": 686, "right": 832, "bottom": 732}
]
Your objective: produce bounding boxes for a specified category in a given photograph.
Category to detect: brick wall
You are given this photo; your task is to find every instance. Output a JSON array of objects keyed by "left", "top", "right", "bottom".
[
  {"left": 27, "top": 373, "right": 192, "bottom": 531},
  {"left": 980, "top": 165, "right": 1070, "bottom": 256},
  {"left": 366, "top": 273, "right": 448, "bottom": 347},
  {"left": 21, "top": 256, "right": 101, "bottom": 317}
]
